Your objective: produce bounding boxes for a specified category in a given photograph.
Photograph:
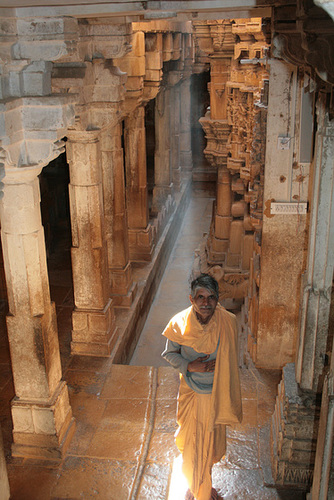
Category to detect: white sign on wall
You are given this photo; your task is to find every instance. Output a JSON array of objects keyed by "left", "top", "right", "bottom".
[
  {"left": 270, "top": 202, "right": 308, "bottom": 215},
  {"left": 277, "top": 136, "right": 291, "bottom": 150}
]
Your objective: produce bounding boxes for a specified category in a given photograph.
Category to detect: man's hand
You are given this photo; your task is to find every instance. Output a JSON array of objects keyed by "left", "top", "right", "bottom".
[{"left": 187, "top": 355, "right": 216, "bottom": 373}]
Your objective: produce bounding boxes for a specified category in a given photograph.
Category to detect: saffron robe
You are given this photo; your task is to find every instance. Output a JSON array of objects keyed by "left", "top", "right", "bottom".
[{"left": 162, "top": 304, "right": 242, "bottom": 500}]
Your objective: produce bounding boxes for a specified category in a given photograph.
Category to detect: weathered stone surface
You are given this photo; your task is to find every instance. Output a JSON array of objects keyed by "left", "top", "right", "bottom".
[{"left": 272, "top": 364, "right": 320, "bottom": 490}]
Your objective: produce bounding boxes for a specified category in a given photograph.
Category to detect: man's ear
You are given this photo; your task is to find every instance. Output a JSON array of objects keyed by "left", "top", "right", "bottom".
[{"left": 189, "top": 294, "right": 194, "bottom": 305}]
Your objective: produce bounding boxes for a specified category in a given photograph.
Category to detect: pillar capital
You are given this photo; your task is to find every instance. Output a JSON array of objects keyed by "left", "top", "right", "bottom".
[
  {"left": 193, "top": 19, "right": 235, "bottom": 58},
  {"left": 78, "top": 18, "right": 132, "bottom": 61},
  {"left": 69, "top": 59, "right": 127, "bottom": 131},
  {"left": 2, "top": 164, "right": 42, "bottom": 185}
]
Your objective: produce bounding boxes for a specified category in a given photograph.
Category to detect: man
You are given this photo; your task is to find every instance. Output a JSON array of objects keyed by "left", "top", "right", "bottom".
[{"left": 162, "top": 274, "right": 242, "bottom": 500}]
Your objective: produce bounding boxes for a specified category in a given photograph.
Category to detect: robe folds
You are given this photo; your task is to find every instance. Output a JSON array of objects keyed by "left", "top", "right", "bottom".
[{"left": 162, "top": 304, "right": 242, "bottom": 500}]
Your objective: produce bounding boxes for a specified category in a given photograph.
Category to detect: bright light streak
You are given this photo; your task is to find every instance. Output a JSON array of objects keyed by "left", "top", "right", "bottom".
[{"left": 167, "top": 454, "right": 189, "bottom": 500}]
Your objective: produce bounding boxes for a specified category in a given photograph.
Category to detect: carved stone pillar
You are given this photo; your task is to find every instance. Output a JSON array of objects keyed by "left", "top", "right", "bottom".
[
  {"left": 0, "top": 167, "right": 75, "bottom": 460},
  {"left": 152, "top": 87, "right": 173, "bottom": 214},
  {"left": 194, "top": 21, "right": 234, "bottom": 265},
  {"left": 180, "top": 77, "right": 193, "bottom": 172},
  {"left": 124, "top": 107, "right": 155, "bottom": 261},
  {"left": 170, "top": 82, "right": 181, "bottom": 190},
  {"left": 100, "top": 124, "right": 137, "bottom": 307},
  {"left": 212, "top": 165, "right": 232, "bottom": 261},
  {"left": 297, "top": 91, "right": 334, "bottom": 392},
  {"left": 67, "top": 131, "right": 117, "bottom": 355}
]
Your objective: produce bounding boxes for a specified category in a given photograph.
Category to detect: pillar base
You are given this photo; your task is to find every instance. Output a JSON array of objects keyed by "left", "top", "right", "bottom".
[
  {"left": 152, "top": 195, "right": 176, "bottom": 240},
  {"left": 173, "top": 167, "right": 182, "bottom": 191},
  {"left": 206, "top": 235, "right": 228, "bottom": 264},
  {"left": 180, "top": 151, "right": 193, "bottom": 172},
  {"left": 271, "top": 363, "right": 320, "bottom": 490},
  {"left": 71, "top": 298, "right": 118, "bottom": 356},
  {"left": 151, "top": 184, "right": 174, "bottom": 215},
  {"left": 11, "top": 382, "right": 76, "bottom": 462},
  {"left": 128, "top": 224, "right": 156, "bottom": 262},
  {"left": 111, "top": 282, "right": 138, "bottom": 308},
  {"left": 110, "top": 262, "right": 137, "bottom": 308}
]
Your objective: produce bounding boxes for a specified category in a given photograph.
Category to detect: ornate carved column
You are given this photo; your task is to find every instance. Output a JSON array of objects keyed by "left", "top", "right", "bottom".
[
  {"left": 67, "top": 131, "right": 117, "bottom": 355},
  {"left": 0, "top": 167, "right": 75, "bottom": 460},
  {"left": 195, "top": 20, "right": 234, "bottom": 264},
  {"left": 151, "top": 86, "right": 174, "bottom": 214},
  {"left": 180, "top": 77, "right": 193, "bottom": 172},
  {"left": 100, "top": 124, "right": 137, "bottom": 307},
  {"left": 124, "top": 107, "right": 155, "bottom": 262}
]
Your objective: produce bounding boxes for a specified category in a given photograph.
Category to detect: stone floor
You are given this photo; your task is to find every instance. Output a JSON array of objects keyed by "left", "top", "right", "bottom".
[{"left": 0, "top": 192, "right": 307, "bottom": 499}]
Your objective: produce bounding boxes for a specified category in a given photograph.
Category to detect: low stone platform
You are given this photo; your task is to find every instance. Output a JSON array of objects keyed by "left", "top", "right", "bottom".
[{"left": 6, "top": 359, "right": 306, "bottom": 499}]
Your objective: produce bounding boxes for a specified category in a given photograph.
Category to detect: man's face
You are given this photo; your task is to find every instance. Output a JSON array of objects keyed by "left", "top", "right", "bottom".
[{"left": 189, "top": 287, "right": 218, "bottom": 324}]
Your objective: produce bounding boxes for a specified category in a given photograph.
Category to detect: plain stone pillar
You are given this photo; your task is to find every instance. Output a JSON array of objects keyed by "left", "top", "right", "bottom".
[
  {"left": 170, "top": 83, "right": 181, "bottom": 190},
  {"left": 296, "top": 92, "right": 334, "bottom": 392},
  {"left": 0, "top": 167, "right": 75, "bottom": 460},
  {"left": 180, "top": 77, "right": 193, "bottom": 172},
  {"left": 124, "top": 108, "right": 155, "bottom": 261},
  {"left": 67, "top": 131, "right": 117, "bottom": 355},
  {"left": 152, "top": 87, "right": 173, "bottom": 213},
  {"left": 214, "top": 166, "right": 232, "bottom": 256},
  {"left": 101, "top": 124, "right": 137, "bottom": 306}
]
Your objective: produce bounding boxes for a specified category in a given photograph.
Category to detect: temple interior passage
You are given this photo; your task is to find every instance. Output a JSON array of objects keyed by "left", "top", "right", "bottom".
[
  {"left": 1, "top": 189, "right": 304, "bottom": 499},
  {"left": 0, "top": 1, "right": 334, "bottom": 499}
]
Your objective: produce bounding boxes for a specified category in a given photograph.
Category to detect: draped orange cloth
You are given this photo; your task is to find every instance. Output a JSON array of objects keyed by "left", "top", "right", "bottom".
[{"left": 162, "top": 304, "right": 242, "bottom": 500}]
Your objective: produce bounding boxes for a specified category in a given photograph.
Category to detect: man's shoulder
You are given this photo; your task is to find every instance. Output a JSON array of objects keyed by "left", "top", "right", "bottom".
[{"left": 169, "top": 306, "right": 192, "bottom": 325}]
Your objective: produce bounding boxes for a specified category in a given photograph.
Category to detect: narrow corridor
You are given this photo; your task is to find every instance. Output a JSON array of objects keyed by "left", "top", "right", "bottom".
[
  {"left": 2, "top": 191, "right": 306, "bottom": 499},
  {"left": 130, "top": 194, "right": 214, "bottom": 367}
]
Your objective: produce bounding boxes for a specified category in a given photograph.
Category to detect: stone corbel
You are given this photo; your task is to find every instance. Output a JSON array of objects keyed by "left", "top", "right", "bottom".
[
  {"left": 73, "top": 59, "right": 127, "bottom": 131},
  {"left": 10, "top": 17, "right": 78, "bottom": 62},
  {"left": 116, "top": 31, "right": 146, "bottom": 112},
  {"left": 78, "top": 18, "right": 132, "bottom": 61},
  {"left": 0, "top": 94, "right": 76, "bottom": 169},
  {"left": 143, "top": 32, "right": 163, "bottom": 102}
]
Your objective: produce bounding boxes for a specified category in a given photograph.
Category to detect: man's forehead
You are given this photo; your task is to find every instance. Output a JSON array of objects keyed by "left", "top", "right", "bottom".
[{"left": 194, "top": 287, "right": 216, "bottom": 295}]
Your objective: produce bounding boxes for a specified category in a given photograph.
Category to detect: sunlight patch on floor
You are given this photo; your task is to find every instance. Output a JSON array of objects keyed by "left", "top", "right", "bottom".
[{"left": 168, "top": 454, "right": 189, "bottom": 500}]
